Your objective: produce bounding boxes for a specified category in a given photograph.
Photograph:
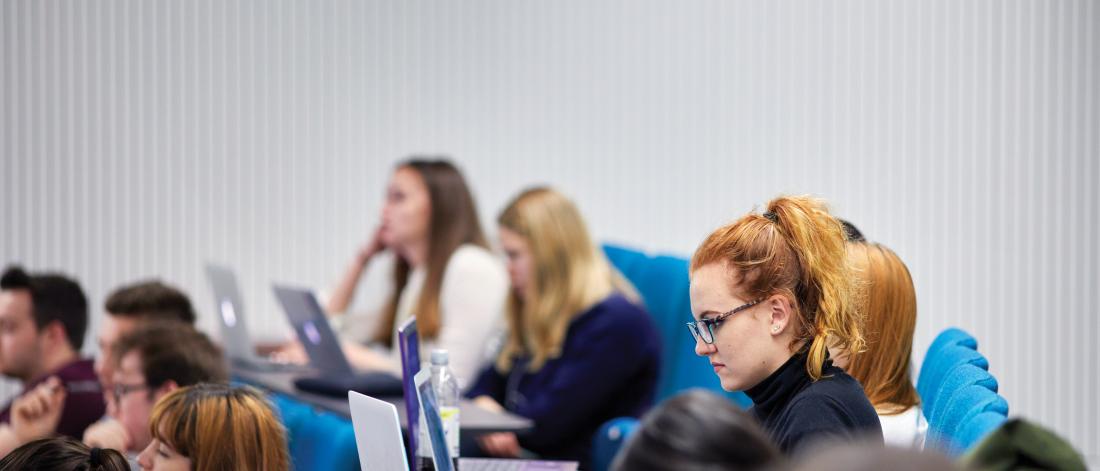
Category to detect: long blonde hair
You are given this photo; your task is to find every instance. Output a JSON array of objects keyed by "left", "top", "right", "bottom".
[
  {"left": 845, "top": 242, "right": 920, "bottom": 414},
  {"left": 690, "top": 195, "right": 864, "bottom": 381},
  {"left": 496, "top": 187, "right": 639, "bottom": 371},
  {"left": 148, "top": 383, "right": 289, "bottom": 471}
]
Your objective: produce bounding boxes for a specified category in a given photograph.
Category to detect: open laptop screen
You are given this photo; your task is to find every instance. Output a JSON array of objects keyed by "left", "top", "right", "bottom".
[
  {"left": 415, "top": 369, "right": 455, "bottom": 471},
  {"left": 397, "top": 317, "right": 420, "bottom": 469}
]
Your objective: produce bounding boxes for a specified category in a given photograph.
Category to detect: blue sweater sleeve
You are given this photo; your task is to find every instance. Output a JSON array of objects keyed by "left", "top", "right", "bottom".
[
  {"left": 512, "top": 308, "right": 657, "bottom": 451},
  {"left": 465, "top": 363, "right": 506, "bottom": 400}
]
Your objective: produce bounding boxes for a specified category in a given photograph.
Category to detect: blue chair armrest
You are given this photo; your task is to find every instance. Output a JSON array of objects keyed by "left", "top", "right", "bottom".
[{"left": 591, "top": 417, "right": 641, "bottom": 471}]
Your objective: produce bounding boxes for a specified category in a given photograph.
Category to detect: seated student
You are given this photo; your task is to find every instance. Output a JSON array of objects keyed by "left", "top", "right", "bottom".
[
  {"left": 0, "top": 436, "right": 129, "bottom": 471},
  {"left": 0, "top": 267, "right": 105, "bottom": 456},
  {"left": 94, "top": 280, "right": 197, "bottom": 393},
  {"left": 789, "top": 441, "right": 958, "bottom": 471},
  {"left": 105, "top": 323, "right": 227, "bottom": 456},
  {"left": 611, "top": 390, "right": 781, "bottom": 471},
  {"left": 688, "top": 196, "right": 882, "bottom": 454},
  {"left": 138, "top": 383, "right": 289, "bottom": 471},
  {"left": 85, "top": 280, "right": 197, "bottom": 449},
  {"left": 830, "top": 242, "right": 927, "bottom": 448},
  {"left": 282, "top": 158, "right": 508, "bottom": 383},
  {"left": 467, "top": 187, "right": 661, "bottom": 467},
  {"left": 10, "top": 322, "right": 227, "bottom": 465}
]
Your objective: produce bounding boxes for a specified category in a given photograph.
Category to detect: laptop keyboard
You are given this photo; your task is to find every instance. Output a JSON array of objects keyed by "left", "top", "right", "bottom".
[{"left": 456, "top": 458, "right": 578, "bottom": 471}]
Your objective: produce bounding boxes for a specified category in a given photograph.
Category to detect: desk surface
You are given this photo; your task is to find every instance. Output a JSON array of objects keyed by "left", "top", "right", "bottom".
[{"left": 233, "top": 368, "right": 533, "bottom": 434}]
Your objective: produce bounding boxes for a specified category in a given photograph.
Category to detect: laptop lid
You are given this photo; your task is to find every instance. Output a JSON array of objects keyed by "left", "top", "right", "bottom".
[
  {"left": 348, "top": 391, "right": 410, "bottom": 471},
  {"left": 415, "top": 368, "right": 455, "bottom": 471},
  {"left": 397, "top": 317, "right": 420, "bottom": 469},
  {"left": 204, "top": 263, "right": 255, "bottom": 362},
  {"left": 272, "top": 284, "right": 355, "bottom": 376}
]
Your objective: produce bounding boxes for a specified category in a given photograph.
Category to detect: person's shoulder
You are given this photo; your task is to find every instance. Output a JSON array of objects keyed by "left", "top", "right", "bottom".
[
  {"left": 446, "top": 244, "right": 504, "bottom": 275},
  {"left": 576, "top": 294, "right": 658, "bottom": 345},
  {"left": 586, "top": 293, "right": 648, "bottom": 323},
  {"left": 54, "top": 357, "right": 98, "bottom": 381},
  {"left": 790, "top": 371, "right": 864, "bottom": 413},
  {"left": 793, "top": 368, "right": 881, "bottom": 426}
]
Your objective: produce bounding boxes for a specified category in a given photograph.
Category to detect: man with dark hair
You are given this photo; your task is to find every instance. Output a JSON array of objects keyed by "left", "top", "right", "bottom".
[
  {"left": 92, "top": 321, "right": 227, "bottom": 454},
  {"left": 81, "top": 280, "right": 199, "bottom": 453},
  {"left": 0, "top": 266, "right": 105, "bottom": 457},
  {"left": 94, "top": 280, "right": 197, "bottom": 390}
]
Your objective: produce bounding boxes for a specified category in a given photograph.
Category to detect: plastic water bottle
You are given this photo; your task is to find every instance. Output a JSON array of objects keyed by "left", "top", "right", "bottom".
[
  {"left": 416, "top": 349, "right": 461, "bottom": 471},
  {"left": 430, "top": 349, "right": 461, "bottom": 460}
]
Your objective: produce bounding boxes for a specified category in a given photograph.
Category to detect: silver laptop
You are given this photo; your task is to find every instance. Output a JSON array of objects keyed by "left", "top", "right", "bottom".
[
  {"left": 272, "top": 284, "right": 404, "bottom": 397},
  {"left": 348, "top": 391, "right": 410, "bottom": 471},
  {"left": 415, "top": 370, "right": 579, "bottom": 471},
  {"left": 205, "top": 264, "right": 305, "bottom": 372},
  {"left": 271, "top": 283, "right": 356, "bottom": 376}
]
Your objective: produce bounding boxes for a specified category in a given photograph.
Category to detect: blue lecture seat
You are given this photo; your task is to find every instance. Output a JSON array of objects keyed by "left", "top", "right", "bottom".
[
  {"left": 920, "top": 344, "right": 990, "bottom": 418},
  {"left": 917, "top": 327, "right": 979, "bottom": 405},
  {"left": 931, "top": 385, "right": 1009, "bottom": 456},
  {"left": 591, "top": 417, "right": 641, "bottom": 471},
  {"left": 955, "top": 410, "right": 1008, "bottom": 452},
  {"left": 271, "top": 393, "right": 359, "bottom": 471},
  {"left": 927, "top": 362, "right": 999, "bottom": 432}
]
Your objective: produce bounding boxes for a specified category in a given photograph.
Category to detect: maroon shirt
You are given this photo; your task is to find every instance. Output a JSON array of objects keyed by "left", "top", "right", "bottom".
[{"left": 0, "top": 358, "right": 106, "bottom": 439}]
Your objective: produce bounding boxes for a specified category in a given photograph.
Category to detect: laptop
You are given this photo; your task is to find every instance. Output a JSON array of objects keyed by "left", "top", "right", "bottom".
[
  {"left": 414, "top": 370, "right": 579, "bottom": 471},
  {"left": 272, "top": 284, "right": 404, "bottom": 397},
  {"left": 398, "top": 317, "right": 421, "bottom": 468},
  {"left": 348, "top": 391, "right": 410, "bottom": 471},
  {"left": 204, "top": 264, "right": 306, "bottom": 372}
]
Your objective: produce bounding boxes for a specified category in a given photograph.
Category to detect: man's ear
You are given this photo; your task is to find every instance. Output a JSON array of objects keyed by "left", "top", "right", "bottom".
[
  {"left": 42, "top": 320, "right": 71, "bottom": 349},
  {"left": 152, "top": 380, "right": 180, "bottom": 401}
]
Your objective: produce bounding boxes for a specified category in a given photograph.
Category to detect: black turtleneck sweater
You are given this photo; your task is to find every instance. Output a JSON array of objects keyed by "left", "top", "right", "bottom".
[{"left": 745, "top": 351, "right": 883, "bottom": 454}]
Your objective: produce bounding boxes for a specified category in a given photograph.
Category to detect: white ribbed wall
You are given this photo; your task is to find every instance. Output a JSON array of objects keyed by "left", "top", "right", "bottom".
[{"left": 2, "top": 1, "right": 1096, "bottom": 462}]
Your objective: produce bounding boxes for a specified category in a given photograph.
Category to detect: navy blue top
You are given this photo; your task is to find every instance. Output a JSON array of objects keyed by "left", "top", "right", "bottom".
[
  {"left": 466, "top": 293, "right": 661, "bottom": 466},
  {"left": 746, "top": 349, "right": 883, "bottom": 454}
]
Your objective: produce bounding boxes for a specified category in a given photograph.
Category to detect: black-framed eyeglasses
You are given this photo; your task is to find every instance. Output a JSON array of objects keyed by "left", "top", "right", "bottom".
[
  {"left": 111, "top": 382, "right": 150, "bottom": 404},
  {"left": 686, "top": 299, "right": 764, "bottom": 344}
]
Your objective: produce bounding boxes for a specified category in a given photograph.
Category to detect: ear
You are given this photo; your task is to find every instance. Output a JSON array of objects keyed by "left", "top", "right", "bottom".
[
  {"left": 42, "top": 320, "right": 70, "bottom": 347},
  {"left": 766, "top": 295, "right": 794, "bottom": 336},
  {"left": 153, "top": 380, "right": 180, "bottom": 401}
]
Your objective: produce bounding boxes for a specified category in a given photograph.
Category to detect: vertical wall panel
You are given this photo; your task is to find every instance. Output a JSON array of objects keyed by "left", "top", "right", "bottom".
[{"left": 1, "top": 1, "right": 1096, "bottom": 462}]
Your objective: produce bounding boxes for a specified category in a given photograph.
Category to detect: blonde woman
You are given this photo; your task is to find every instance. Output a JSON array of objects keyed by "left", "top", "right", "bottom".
[
  {"left": 833, "top": 242, "right": 926, "bottom": 448},
  {"left": 137, "top": 383, "right": 288, "bottom": 471},
  {"left": 688, "top": 196, "right": 881, "bottom": 453},
  {"left": 467, "top": 188, "right": 660, "bottom": 468}
]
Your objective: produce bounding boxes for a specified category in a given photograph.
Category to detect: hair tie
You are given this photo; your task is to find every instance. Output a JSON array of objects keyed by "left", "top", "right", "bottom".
[
  {"left": 763, "top": 211, "right": 778, "bottom": 223},
  {"left": 89, "top": 447, "right": 103, "bottom": 466}
]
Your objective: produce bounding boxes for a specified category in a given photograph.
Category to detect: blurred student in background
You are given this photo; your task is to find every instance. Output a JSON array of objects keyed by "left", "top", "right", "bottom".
[
  {"left": 468, "top": 187, "right": 661, "bottom": 467},
  {"left": 611, "top": 389, "right": 781, "bottom": 471},
  {"left": 138, "top": 383, "right": 288, "bottom": 471},
  {"left": 0, "top": 267, "right": 104, "bottom": 457},
  {"left": 831, "top": 241, "right": 926, "bottom": 448},
  {"left": 295, "top": 158, "right": 507, "bottom": 383},
  {"left": 0, "top": 436, "right": 129, "bottom": 471}
]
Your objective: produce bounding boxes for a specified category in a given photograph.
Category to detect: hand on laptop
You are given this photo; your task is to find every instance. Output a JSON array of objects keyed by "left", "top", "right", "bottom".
[
  {"left": 341, "top": 341, "right": 397, "bottom": 372},
  {"left": 84, "top": 417, "right": 130, "bottom": 451},
  {"left": 478, "top": 432, "right": 522, "bottom": 458},
  {"left": 269, "top": 340, "right": 309, "bottom": 365}
]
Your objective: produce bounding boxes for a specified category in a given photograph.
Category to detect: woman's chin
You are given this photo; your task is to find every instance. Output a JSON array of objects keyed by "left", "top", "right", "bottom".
[{"left": 717, "top": 372, "right": 746, "bottom": 392}]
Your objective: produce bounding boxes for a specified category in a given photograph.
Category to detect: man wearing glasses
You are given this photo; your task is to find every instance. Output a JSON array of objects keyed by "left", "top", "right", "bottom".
[{"left": 103, "top": 322, "right": 226, "bottom": 457}]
